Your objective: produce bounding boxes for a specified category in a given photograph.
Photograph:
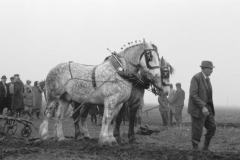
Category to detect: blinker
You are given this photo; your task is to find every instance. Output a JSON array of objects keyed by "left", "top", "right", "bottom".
[{"left": 161, "top": 68, "right": 169, "bottom": 79}]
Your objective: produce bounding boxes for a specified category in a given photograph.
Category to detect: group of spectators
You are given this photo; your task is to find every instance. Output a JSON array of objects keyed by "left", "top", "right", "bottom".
[
  {"left": 158, "top": 83, "right": 185, "bottom": 127},
  {"left": 0, "top": 74, "right": 43, "bottom": 121}
]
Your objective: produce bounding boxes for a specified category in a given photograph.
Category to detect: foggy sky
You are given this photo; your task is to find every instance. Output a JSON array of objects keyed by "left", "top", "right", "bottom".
[{"left": 0, "top": 0, "right": 240, "bottom": 107}]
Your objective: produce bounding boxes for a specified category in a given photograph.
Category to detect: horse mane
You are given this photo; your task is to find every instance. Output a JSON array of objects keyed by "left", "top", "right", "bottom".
[
  {"left": 122, "top": 43, "right": 143, "bottom": 54},
  {"left": 166, "top": 62, "right": 174, "bottom": 75}
]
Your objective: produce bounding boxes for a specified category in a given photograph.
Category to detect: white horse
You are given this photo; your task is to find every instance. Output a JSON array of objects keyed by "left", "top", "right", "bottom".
[{"left": 39, "top": 39, "right": 166, "bottom": 146}]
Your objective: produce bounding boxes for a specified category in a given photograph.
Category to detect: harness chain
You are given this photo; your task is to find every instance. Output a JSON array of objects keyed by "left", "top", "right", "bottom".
[{"left": 91, "top": 65, "right": 98, "bottom": 89}]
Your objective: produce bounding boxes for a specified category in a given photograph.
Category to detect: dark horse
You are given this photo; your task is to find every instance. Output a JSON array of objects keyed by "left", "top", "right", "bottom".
[{"left": 113, "top": 57, "right": 174, "bottom": 143}]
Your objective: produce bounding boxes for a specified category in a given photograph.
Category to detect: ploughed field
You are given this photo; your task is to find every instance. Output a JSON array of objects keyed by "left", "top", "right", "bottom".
[{"left": 1, "top": 105, "right": 240, "bottom": 160}]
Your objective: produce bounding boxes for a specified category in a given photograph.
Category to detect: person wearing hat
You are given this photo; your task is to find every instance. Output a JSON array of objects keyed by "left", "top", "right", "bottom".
[
  {"left": 172, "top": 82, "right": 185, "bottom": 127},
  {"left": 0, "top": 75, "right": 8, "bottom": 114},
  {"left": 158, "top": 93, "right": 169, "bottom": 126},
  {"left": 12, "top": 74, "right": 24, "bottom": 118},
  {"left": 6, "top": 77, "right": 15, "bottom": 113},
  {"left": 188, "top": 61, "right": 216, "bottom": 151},
  {"left": 24, "top": 80, "right": 32, "bottom": 92}
]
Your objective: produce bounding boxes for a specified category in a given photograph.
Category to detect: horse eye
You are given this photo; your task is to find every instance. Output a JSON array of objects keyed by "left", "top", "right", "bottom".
[{"left": 147, "top": 53, "right": 152, "bottom": 61}]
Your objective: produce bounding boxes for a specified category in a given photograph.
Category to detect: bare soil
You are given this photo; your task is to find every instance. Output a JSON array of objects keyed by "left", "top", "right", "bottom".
[{"left": 1, "top": 108, "right": 240, "bottom": 160}]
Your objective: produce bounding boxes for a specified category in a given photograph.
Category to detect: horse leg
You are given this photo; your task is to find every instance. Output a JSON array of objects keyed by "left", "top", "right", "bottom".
[
  {"left": 72, "top": 101, "right": 84, "bottom": 141},
  {"left": 79, "top": 104, "right": 92, "bottom": 140},
  {"left": 53, "top": 97, "right": 70, "bottom": 141},
  {"left": 108, "top": 103, "right": 123, "bottom": 145},
  {"left": 128, "top": 104, "right": 139, "bottom": 143},
  {"left": 99, "top": 96, "right": 123, "bottom": 146},
  {"left": 39, "top": 100, "right": 57, "bottom": 140},
  {"left": 113, "top": 102, "right": 126, "bottom": 143}
]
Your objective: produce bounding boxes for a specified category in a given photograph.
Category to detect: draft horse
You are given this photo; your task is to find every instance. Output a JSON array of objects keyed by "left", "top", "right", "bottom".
[
  {"left": 114, "top": 56, "right": 174, "bottom": 143},
  {"left": 39, "top": 39, "right": 166, "bottom": 146},
  {"left": 72, "top": 56, "right": 174, "bottom": 144}
]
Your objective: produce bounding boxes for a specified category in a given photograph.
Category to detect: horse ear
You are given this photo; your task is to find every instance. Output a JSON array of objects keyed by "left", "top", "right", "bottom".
[{"left": 143, "top": 38, "right": 146, "bottom": 48}]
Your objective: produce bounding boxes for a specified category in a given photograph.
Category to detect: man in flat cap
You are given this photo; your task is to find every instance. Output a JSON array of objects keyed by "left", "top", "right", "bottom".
[
  {"left": 6, "top": 77, "right": 15, "bottom": 113},
  {"left": 188, "top": 61, "right": 216, "bottom": 151},
  {"left": 12, "top": 74, "right": 24, "bottom": 117},
  {"left": 0, "top": 75, "right": 8, "bottom": 114}
]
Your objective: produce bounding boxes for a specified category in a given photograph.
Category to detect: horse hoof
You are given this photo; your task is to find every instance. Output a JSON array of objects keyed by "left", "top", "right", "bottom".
[
  {"left": 129, "top": 137, "right": 137, "bottom": 144},
  {"left": 75, "top": 134, "right": 84, "bottom": 141},
  {"left": 42, "top": 134, "right": 51, "bottom": 141},
  {"left": 83, "top": 136, "right": 91, "bottom": 141},
  {"left": 58, "top": 137, "right": 66, "bottom": 141},
  {"left": 99, "top": 137, "right": 112, "bottom": 146},
  {"left": 115, "top": 136, "right": 122, "bottom": 144},
  {"left": 32, "top": 139, "right": 43, "bottom": 146},
  {"left": 99, "top": 136, "right": 118, "bottom": 146}
]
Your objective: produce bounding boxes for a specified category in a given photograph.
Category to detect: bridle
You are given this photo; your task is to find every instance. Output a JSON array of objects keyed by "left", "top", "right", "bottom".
[
  {"left": 161, "top": 66, "right": 171, "bottom": 87},
  {"left": 139, "top": 49, "right": 160, "bottom": 70},
  {"left": 147, "top": 61, "right": 171, "bottom": 95}
]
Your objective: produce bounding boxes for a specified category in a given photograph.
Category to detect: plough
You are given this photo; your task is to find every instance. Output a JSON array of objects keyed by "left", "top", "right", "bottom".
[
  {"left": 142, "top": 105, "right": 159, "bottom": 117},
  {"left": 0, "top": 115, "right": 38, "bottom": 140}
]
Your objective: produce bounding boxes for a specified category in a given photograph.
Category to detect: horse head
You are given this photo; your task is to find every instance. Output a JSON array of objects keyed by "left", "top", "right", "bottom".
[
  {"left": 138, "top": 46, "right": 174, "bottom": 96},
  {"left": 120, "top": 39, "right": 162, "bottom": 91},
  {"left": 159, "top": 57, "right": 174, "bottom": 95}
]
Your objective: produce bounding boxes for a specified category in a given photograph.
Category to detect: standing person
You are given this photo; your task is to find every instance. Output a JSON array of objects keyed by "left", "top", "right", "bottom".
[
  {"left": 23, "top": 86, "right": 35, "bottom": 121},
  {"left": 167, "top": 84, "right": 176, "bottom": 126},
  {"left": 32, "top": 81, "right": 43, "bottom": 119},
  {"left": 89, "top": 104, "right": 98, "bottom": 124},
  {"left": 24, "top": 80, "right": 32, "bottom": 91},
  {"left": 0, "top": 75, "right": 8, "bottom": 114},
  {"left": 172, "top": 83, "right": 185, "bottom": 127},
  {"left": 12, "top": 74, "right": 24, "bottom": 118},
  {"left": 188, "top": 61, "right": 216, "bottom": 151},
  {"left": 158, "top": 93, "right": 169, "bottom": 126},
  {"left": 7, "top": 77, "right": 15, "bottom": 114}
]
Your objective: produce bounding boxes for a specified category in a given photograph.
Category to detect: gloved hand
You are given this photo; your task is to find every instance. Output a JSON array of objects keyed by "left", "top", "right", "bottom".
[{"left": 202, "top": 106, "right": 209, "bottom": 116}]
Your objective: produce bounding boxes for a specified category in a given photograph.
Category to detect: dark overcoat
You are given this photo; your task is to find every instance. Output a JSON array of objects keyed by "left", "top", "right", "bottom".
[
  {"left": 89, "top": 104, "right": 99, "bottom": 116},
  {"left": 188, "top": 72, "right": 215, "bottom": 118},
  {"left": 0, "top": 82, "right": 7, "bottom": 98},
  {"left": 11, "top": 80, "right": 24, "bottom": 110},
  {"left": 0, "top": 82, "right": 8, "bottom": 110}
]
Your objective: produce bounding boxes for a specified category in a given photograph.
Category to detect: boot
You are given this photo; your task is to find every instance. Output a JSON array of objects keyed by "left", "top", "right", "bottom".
[{"left": 203, "top": 138, "right": 211, "bottom": 151}]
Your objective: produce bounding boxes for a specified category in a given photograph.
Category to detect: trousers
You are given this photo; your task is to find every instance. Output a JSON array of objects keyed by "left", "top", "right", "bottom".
[
  {"left": 191, "top": 109, "right": 216, "bottom": 145},
  {"left": 175, "top": 105, "right": 184, "bottom": 126},
  {"left": 160, "top": 111, "right": 169, "bottom": 126}
]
